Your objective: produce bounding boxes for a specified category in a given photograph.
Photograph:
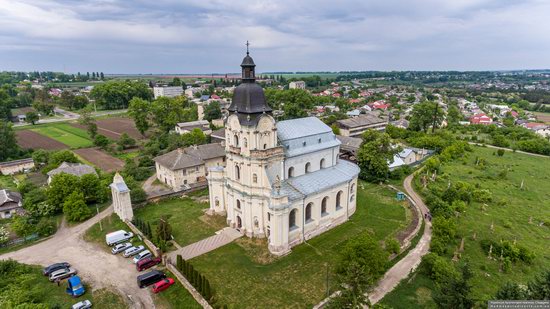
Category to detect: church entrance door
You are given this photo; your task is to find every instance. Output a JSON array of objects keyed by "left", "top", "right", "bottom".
[{"left": 236, "top": 216, "right": 242, "bottom": 229}]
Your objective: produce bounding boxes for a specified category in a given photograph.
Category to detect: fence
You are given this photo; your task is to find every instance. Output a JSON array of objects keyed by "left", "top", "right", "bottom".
[
  {"left": 125, "top": 220, "right": 161, "bottom": 257},
  {"left": 0, "top": 233, "right": 39, "bottom": 248}
]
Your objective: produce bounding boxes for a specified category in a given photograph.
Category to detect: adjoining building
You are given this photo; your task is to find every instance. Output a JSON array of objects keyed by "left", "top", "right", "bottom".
[
  {"left": 210, "top": 128, "right": 226, "bottom": 144},
  {"left": 0, "top": 158, "right": 34, "bottom": 175},
  {"left": 207, "top": 51, "right": 359, "bottom": 256},
  {"left": 389, "top": 148, "right": 433, "bottom": 170},
  {"left": 175, "top": 120, "right": 212, "bottom": 135},
  {"left": 46, "top": 162, "right": 97, "bottom": 184},
  {"left": 0, "top": 189, "right": 24, "bottom": 219},
  {"left": 336, "top": 111, "right": 389, "bottom": 137},
  {"left": 289, "top": 81, "right": 306, "bottom": 89},
  {"left": 154, "top": 143, "right": 225, "bottom": 190},
  {"left": 336, "top": 135, "right": 362, "bottom": 161},
  {"left": 153, "top": 86, "right": 184, "bottom": 99}
]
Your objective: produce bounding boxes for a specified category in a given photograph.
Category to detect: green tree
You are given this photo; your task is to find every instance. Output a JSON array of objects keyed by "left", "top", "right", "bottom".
[
  {"left": 151, "top": 96, "right": 192, "bottom": 132},
  {"left": 78, "top": 109, "right": 98, "bottom": 138},
  {"left": 63, "top": 191, "right": 92, "bottom": 222},
  {"left": 527, "top": 270, "right": 550, "bottom": 300},
  {"left": 93, "top": 134, "right": 110, "bottom": 149},
  {"left": 446, "top": 104, "right": 461, "bottom": 126},
  {"left": 0, "top": 226, "right": 10, "bottom": 244},
  {"left": 0, "top": 120, "right": 20, "bottom": 161},
  {"left": 203, "top": 101, "right": 222, "bottom": 121},
  {"left": 337, "top": 233, "right": 388, "bottom": 286},
  {"left": 495, "top": 282, "right": 527, "bottom": 300},
  {"left": 156, "top": 216, "right": 172, "bottom": 241},
  {"left": 128, "top": 97, "right": 150, "bottom": 136},
  {"left": 79, "top": 173, "right": 104, "bottom": 203},
  {"left": 357, "top": 130, "right": 399, "bottom": 182},
  {"left": 25, "top": 111, "right": 39, "bottom": 125},
  {"left": 409, "top": 101, "right": 445, "bottom": 132},
  {"left": 117, "top": 133, "right": 136, "bottom": 150},
  {"left": 47, "top": 173, "right": 80, "bottom": 212},
  {"left": 10, "top": 215, "right": 34, "bottom": 238},
  {"left": 327, "top": 261, "right": 371, "bottom": 309},
  {"left": 90, "top": 80, "right": 152, "bottom": 109},
  {"left": 433, "top": 262, "right": 474, "bottom": 309}
]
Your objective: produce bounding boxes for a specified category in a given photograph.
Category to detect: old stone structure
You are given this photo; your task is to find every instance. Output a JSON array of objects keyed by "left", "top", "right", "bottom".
[
  {"left": 110, "top": 173, "right": 133, "bottom": 222},
  {"left": 207, "top": 50, "right": 359, "bottom": 255}
]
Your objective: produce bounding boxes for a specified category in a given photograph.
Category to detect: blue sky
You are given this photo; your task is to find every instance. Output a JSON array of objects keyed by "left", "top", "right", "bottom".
[{"left": 1, "top": 0, "right": 549, "bottom": 73}]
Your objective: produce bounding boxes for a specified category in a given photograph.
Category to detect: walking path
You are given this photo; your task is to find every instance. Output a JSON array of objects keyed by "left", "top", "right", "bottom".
[
  {"left": 0, "top": 206, "right": 154, "bottom": 309},
  {"left": 468, "top": 142, "right": 550, "bottom": 158},
  {"left": 367, "top": 172, "right": 432, "bottom": 304},
  {"left": 169, "top": 227, "right": 242, "bottom": 260}
]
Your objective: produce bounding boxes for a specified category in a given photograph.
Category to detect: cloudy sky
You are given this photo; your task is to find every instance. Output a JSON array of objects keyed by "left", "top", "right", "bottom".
[{"left": 1, "top": 0, "right": 549, "bottom": 73}]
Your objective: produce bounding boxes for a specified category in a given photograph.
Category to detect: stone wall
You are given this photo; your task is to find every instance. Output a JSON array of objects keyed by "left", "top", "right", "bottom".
[
  {"left": 125, "top": 220, "right": 161, "bottom": 257},
  {"left": 166, "top": 263, "right": 213, "bottom": 309}
]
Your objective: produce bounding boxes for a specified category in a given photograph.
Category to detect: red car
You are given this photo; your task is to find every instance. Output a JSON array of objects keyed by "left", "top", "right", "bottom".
[
  {"left": 152, "top": 278, "right": 175, "bottom": 293},
  {"left": 136, "top": 257, "right": 162, "bottom": 272}
]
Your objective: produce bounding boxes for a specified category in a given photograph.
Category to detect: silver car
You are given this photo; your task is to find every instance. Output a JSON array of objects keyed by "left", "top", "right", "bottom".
[
  {"left": 123, "top": 245, "right": 145, "bottom": 258},
  {"left": 132, "top": 250, "right": 152, "bottom": 264},
  {"left": 71, "top": 299, "right": 92, "bottom": 309},
  {"left": 111, "top": 242, "right": 132, "bottom": 254},
  {"left": 49, "top": 267, "right": 77, "bottom": 282}
]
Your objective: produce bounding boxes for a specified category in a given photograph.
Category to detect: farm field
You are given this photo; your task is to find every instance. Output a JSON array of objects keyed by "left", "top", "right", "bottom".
[
  {"left": 16, "top": 129, "right": 68, "bottom": 150},
  {"left": 533, "top": 111, "right": 550, "bottom": 124},
  {"left": 29, "top": 123, "right": 93, "bottom": 148},
  {"left": 380, "top": 146, "right": 550, "bottom": 308},
  {"left": 71, "top": 117, "right": 144, "bottom": 140},
  {"left": 190, "top": 182, "right": 410, "bottom": 308},
  {"left": 74, "top": 148, "right": 125, "bottom": 172}
]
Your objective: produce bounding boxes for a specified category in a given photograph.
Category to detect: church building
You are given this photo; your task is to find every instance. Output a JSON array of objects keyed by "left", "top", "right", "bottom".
[{"left": 207, "top": 49, "right": 360, "bottom": 255}]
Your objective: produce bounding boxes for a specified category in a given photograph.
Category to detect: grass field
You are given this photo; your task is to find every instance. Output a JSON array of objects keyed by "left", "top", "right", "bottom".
[
  {"left": 380, "top": 146, "right": 550, "bottom": 308},
  {"left": 189, "top": 182, "right": 409, "bottom": 308},
  {"left": 533, "top": 111, "right": 550, "bottom": 124},
  {"left": 152, "top": 269, "right": 202, "bottom": 309},
  {"left": 133, "top": 192, "right": 226, "bottom": 248},
  {"left": 0, "top": 175, "right": 17, "bottom": 190},
  {"left": 29, "top": 123, "right": 93, "bottom": 148}
]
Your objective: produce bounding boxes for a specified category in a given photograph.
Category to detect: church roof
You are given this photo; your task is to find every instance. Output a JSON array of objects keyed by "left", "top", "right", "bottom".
[
  {"left": 241, "top": 54, "right": 255, "bottom": 66},
  {"left": 277, "top": 117, "right": 333, "bottom": 141}
]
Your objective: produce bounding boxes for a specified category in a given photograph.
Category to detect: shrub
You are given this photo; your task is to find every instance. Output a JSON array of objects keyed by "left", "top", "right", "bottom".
[
  {"left": 385, "top": 238, "right": 401, "bottom": 255},
  {"left": 423, "top": 253, "right": 459, "bottom": 284},
  {"left": 497, "top": 149, "right": 505, "bottom": 156},
  {"left": 473, "top": 189, "right": 493, "bottom": 203},
  {"left": 35, "top": 218, "right": 57, "bottom": 237}
]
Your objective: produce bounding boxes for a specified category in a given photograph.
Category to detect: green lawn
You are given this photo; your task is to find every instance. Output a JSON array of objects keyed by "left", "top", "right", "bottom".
[
  {"left": 0, "top": 175, "right": 17, "bottom": 190},
  {"left": 84, "top": 213, "right": 144, "bottom": 251},
  {"left": 380, "top": 146, "right": 550, "bottom": 308},
  {"left": 30, "top": 123, "right": 93, "bottom": 148},
  {"left": 152, "top": 269, "right": 202, "bottom": 309},
  {"left": 134, "top": 193, "right": 226, "bottom": 248},
  {"left": 189, "top": 182, "right": 409, "bottom": 308}
]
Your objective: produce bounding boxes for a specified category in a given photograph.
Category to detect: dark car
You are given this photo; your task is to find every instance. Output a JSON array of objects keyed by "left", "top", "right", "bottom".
[
  {"left": 137, "top": 270, "right": 166, "bottom": 288},
  {"left": 136, "top": 256, "right": 162, "bottom": 272},
  {"left": 43, "top": 262, "right": 71, "bottom": 276}
]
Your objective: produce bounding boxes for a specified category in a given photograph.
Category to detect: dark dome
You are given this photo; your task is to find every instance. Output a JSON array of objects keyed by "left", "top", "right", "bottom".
[
  {"left": 228, "top": 83, "right": 272, "bottom": 114},
  {"left": 241, "top": 54, "right": 256, "bottom": 67}
]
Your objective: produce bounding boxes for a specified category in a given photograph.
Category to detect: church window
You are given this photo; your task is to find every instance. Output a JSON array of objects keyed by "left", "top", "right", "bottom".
[
  {"left": 318, "top": 138, "right": 322, "bottom": 143},
  {"left": 336, "top": 191, "right": 343, "bottom": 209},
  {"left": 235, "top": 165, "right": 240, "bottom": 180},
  {"left": 263, "top": 143, "right": 267, "bottom": 149},
  {"left": 321, "top": 197, "right": 328, "bottom": 215},
  {"left": 289, "top": 209, "right": 297, "bottom": 229},
  {"left": 350, "top": 183, "right": 355, "bottom": 194},
  {"left": 254, "top": 217, "right": 259, "bottom": 228},
  {"left": 303, "top": 141, "right": 307, "bottom": 147},
  {"left": 268, "top": 213, "right": 271, "bottom": 221},
  {"left": 288, "top": 167, "right": 294, "bottom": 178},
  {"left": 236, "top": 199, "right": 241, "bottom": 209},
  {"left": 305, "top": 203, "right": 313, "bottom": 222},
  {"left": 305, "top": 162, "right": 311, "bottom": 173},
  {"left": 253, "top": 173, "right": 258, "bottom": 183},
  {"left": 350, "top": 194, "right": 355, "bottom": 202},
  {"left": 320, "top": 158, "right": 325, "bottom": 169},
  {"left": 234, "top": 135, "right": 239, "bottom": 147},
  {"left": 244, "top": 138, "right": 248, "bottom": 148}
]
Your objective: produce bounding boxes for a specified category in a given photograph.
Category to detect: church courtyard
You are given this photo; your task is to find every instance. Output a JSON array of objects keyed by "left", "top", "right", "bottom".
[{"left": 188, "top": 181, "right": 411, "bottom": 308}]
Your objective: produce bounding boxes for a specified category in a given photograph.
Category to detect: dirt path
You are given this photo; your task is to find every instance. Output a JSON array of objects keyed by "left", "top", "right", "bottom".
[
  {"left": 367, "top": 172, "right": 432, "bottom": 305},
  {"left": 0, "top": 206, "right": 154, "bottom": 309},
  {"left": 468, "top": 142, "right": 550, "bottom": 158}
]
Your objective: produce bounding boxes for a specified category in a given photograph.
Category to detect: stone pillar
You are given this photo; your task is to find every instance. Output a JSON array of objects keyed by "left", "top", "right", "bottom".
[{"left": 110, "top": 173, "right": 133, "bottom": 222}]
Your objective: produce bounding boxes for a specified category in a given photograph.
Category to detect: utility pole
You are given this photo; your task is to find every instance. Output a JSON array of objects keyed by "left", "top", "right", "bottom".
[{"left": 97, "top": 205, "right": 102, "bottom": 231}]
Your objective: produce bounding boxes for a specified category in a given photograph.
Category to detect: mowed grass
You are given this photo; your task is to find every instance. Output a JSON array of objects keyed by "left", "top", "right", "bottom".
[
  {"left": 190, "top": 182, "right": 409, "bottom": 308},
  {"left": 30, "top": 123, "right": 93, "bottom": 148},
  {"left": 84, "top": 213, "right": 145, "bottom": 252},
  {"left": 134, "top": 192, "right": 226, "bottom": 248},
  {"left": 152, "top": 269, "right": 202, "bottom": 309},
  {"left": 380, "top": 146, "right": 550, "bottom": 308}
]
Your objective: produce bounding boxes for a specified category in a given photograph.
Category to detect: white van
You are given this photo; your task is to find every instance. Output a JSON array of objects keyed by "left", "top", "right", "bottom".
[
  {"left": 133, "top": 250, "right": 152, "bottom": 264},
  {"left": 105, "top": 230, "right": 134, "bottom": 246}
]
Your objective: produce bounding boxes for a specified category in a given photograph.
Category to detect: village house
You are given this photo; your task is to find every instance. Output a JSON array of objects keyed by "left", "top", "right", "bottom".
[
  {"left": 47, "top": 162, "right": 97, "bottom": 184},
  {"left": 336, "top": 111, "right": 389, "bottom": 137},
  {"left": 522, "top": 122, "right": 550, "bottom": 138},
  {"left": 174, "top": 120, "right": 212, "bottom": 135},
  {"left": 0, "top": 189, "right": 24, "bottom": 219},
  {"left": 289, "top": 81, "right": 306, "bottom": 89},
  {"left": 154, "top": 143, "right": 225, "bottom": 190},
  {"left": 0, "top": 158, "right": 35, "bottom": 175},
  {"left": 469, "top": 113, "right": 493, "bottom": 125},
  {"left": 388, "top": 148, "right": 432, "bottom": 170},
  {"left": 210, "top": 128, "right": 226, "bottom": 144}
]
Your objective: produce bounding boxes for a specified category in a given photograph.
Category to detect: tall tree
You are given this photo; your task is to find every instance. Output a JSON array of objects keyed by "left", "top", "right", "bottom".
[
  {"left": 90, "top": 80, "right": 152, "bottom": 109},
  {"left": 433, "top": 263, "right": 474, "bottom": 309},
  {"left": 63, "top": 191, "right": 92, "bottom": 222},
  {"left": 78, "top": 109, "right": 98, "bottom": 138},
  {"left": 128, "top": 97, "right": 150, "bottom": 135},
  {"left": 25, "top": 111, "right": 39, "bottom": 125},
  {"left": 409, "top": 101, "right": 445, "bottom": 133},
  {"left": 0, "top": 120, "right": 20, "bottom": 161},
  {"left": 203, "top": 101, "right": 222, "bottom": 122},
  {"left": 357, "top": 130, "right": 399, "bottom": 182}
]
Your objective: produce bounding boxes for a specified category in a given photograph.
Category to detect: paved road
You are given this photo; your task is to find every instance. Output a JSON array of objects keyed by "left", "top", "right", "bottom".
[
  {"left": 13, "top": 108, "right": 128, "bottom": 127},
  {"left": 0, "top": 206, "right": 154, "bottom": 309},
  {"left": 468, "top": 142, "right": 550, "bottom": 158},
  {"left": 367, "top": 172, "right": 432, "bottom": 305}
]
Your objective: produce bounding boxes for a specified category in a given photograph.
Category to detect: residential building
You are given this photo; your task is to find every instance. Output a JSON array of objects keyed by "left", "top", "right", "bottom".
[
  {"left": 336, "top": 111, "right": 389, "bottom": 137},
  {"left": 469, "top": 113, "right": 493, "bottom": 125},
  {"left": 0, "top": 158, "right": 34, "bottom": 175},
  {"left": 153, "top": 86, "right": 184, "bottom": 99},
  {"left": 289, "top": 81, "right": 306, "bottom": 89},
  {"left": 185, "top": 87, "right": 202, "bottom": 98},
  {"left": 207, "top": 52, "right": 359, "bottom": 256},
  {"left": 522, "top": 122, "right": 550, "bottom": 138},
  {"left": 154, "top": 143, "right": 225, "bottom": 190},
  {"left": 0, "top": 189, "right": 24, "bottom": 219},
  {"left": 210, "top": 128, "right": 226, "bottom": 144},
  {"left": 47, "top": 162, "right": 97, "bottom": 184},
  {"left": 174, "top": 120, "right": 212, "bottom": 135}
]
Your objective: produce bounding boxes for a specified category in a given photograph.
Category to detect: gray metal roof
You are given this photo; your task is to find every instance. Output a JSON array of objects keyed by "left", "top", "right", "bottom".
[
  {"left": 285, "top": 139, "right": 340, "bottom": 158},
  {"left": 277, "top": 117, "right": 332, "bottom": 141},
  {"left": 154, "top": 143, "right": 225, "bottom": 171},
  {"left": 47, "top": 162, "right": 97, "bottom": 178},
  {"left": 336, "top": 112, "right": 388, "bottom": 129},
  {"left": 110, "top": 182, "right": 130, "bottom": 193},
  {"left": 0, "top": 189, "right": 22, "bottom": 206}
]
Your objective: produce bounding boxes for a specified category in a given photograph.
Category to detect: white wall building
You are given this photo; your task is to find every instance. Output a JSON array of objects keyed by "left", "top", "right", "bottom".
[
  {"left": 289, "top": 81, "right": 306, "bottom": 89},
  {"left": 207, "top": 52, "right": 359, "bottom": 256},
  {"left": 153, "top": 86, "right": 184, "bottom": 99}
]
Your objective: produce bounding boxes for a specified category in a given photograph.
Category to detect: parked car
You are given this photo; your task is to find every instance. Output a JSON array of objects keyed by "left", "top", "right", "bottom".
[
  {"left": 132, "top": 250, "right": 152, "bottom": 264},
  {"left": 123, "top": 245, "right": 145, "bottom": 258},
  {"left": 49, "top": 267, "right": 77, "bottom": 282},
  {"left": 152, "top": 278, "right": 175, "bottom": 293},
  {"left": 111, "top": 242, "right": 132, "bottom": 254},
  {"left": 105, "top": 230, "right": 133, "bottom": 246},
  {"left": 137, "top": 270, "right": 166, "bottom": 288},
  {"left": 66, "top": 275, "right": 86, "bottom": 297},
  {"left": 42, "top": 262, "right": 70, "bottom": 276},
  {"left": 71, "top": 299, "right": 92, "bottom": 309},
  {"left": 136, "top": 256, "right": 162, "bottom": 272}
]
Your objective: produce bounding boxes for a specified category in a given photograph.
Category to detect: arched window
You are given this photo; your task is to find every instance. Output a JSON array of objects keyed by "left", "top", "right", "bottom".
[
  {"left": 320, "top": 158, "right": 325, "bottom": 169},
  {"left": 235, "top": 165, "right": 240, "bottom": 180},
  {"left": 253, "top": 173, "right": 258, "bottom": 183},
  {"left": 305, "top": 203, "right": 313, "bottom": 222},
  {"left": 288, "top": 166, "right": 294, "bottom": 178},
  {"left": 243, "top": 137, "right": 248, "bottom": 148},
  {"left": 236, "top": 199, "right": 241, "bottom": 209},
  {"left": 215, "top": 198, "right": 220, "bottom": 207},
  {"left": 305, "top": 162, "right": 311, "bottom": 173},
  {"left": 336, "top": 191, "right": 343, "bottom": 209},
  {"left": 234, "top": 135, "right": 239, "bottom": 147},
  {"left": 254, "top": 217, "right": 259, "bottom": 228},
  {"left": 350, "top": 183, "right": 355, "bottom": 194},
  {"left": 263, "top": 143, "right": 267, "bottom": 149},
  {"left": 321, "top": 197, "right": 328, "bottom": 215},
  {"left": 350, "top": 194, "right": 355, "bottom": 202},
  {"left": 289, "top": 209, "right": 297, "bottom": 229}
]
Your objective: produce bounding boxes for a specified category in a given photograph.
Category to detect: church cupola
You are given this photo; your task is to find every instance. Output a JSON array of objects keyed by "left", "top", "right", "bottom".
[{"left": 241, "top": 41, "right": 256, "bottom": 82}]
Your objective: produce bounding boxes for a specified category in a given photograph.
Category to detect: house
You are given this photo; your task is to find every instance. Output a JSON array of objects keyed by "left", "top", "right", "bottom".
[
  {"left": 0, "top": 189, "right": 24, "bottom": 219},
  {"left": 154, "top": 143, "right": 225, "bottom": 190},
  {"left": 346, "top": 109, "right": 361, "bottom": 117},
  {"left": 336, "top": 135, "right": 362, "bottom": 161},
  {"left": 391, "top": 119, "right": 410, "bottom": 129},
  {"left": 336, "top": 111, "right": 389, "bottom": 137},
  {"left": 153, "top": 86, "right": 184, "bottom": 99},
  {"left": 389, "top": 148, "right": 433, "bottom": 170},
  {"left": 10, "top": 107, "right": 36, "bottom": 123},
  {"left": 210, "top": 128, "right": 226, "bottom": 144},
  {"left": 174, "top": 120, "right": 212, "bottom": 135},
  {"left": 289, "top": 81, "right": 306, "bottom": 89},
  {"left": 200, "top": 95, "right": 211, "bottom": 101},
  {"left": 184, "top": 87, "right": 202, "bottom": 98},
  {"left": 0, "top": 158, "right": 35, "bottom": 175},
  {"left": 469, "top": 113, "right": 493, "bottom": 125},
  {"left": 522, "top": 122, "right": 550, "bottom": 138},
  {"left": 47, "top": 162, "right": 97, "bottom": 184}
]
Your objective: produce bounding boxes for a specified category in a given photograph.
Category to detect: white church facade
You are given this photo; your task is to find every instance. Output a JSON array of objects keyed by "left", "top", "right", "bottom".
[{"left": 207, "top": 51, "right": 359, "bottom": 255}]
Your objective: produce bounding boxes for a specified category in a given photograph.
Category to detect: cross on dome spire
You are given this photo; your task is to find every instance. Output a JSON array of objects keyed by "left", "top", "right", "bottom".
[{"left": 246, "top": 40, "right": 250, "bottom": 55}]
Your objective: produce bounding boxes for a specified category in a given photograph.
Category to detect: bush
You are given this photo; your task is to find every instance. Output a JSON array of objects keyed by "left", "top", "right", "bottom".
[
  {"left": 35, "top": 218, "right": 57, "bottom": 237},
  {"left": 473, "top": 189, "right": 493, "bottom": 203},
  {"left": 385, "top": 238, "right": 400, "bottom": 255},
  {"left": 63, "top": 192, "right": 92, "bottom": 222},
  {"left": 423, "top": 253, "right": 458, "bottom": 284},
  {"left": 497, "top": 149, "right": 505, "bottom": 156}
]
